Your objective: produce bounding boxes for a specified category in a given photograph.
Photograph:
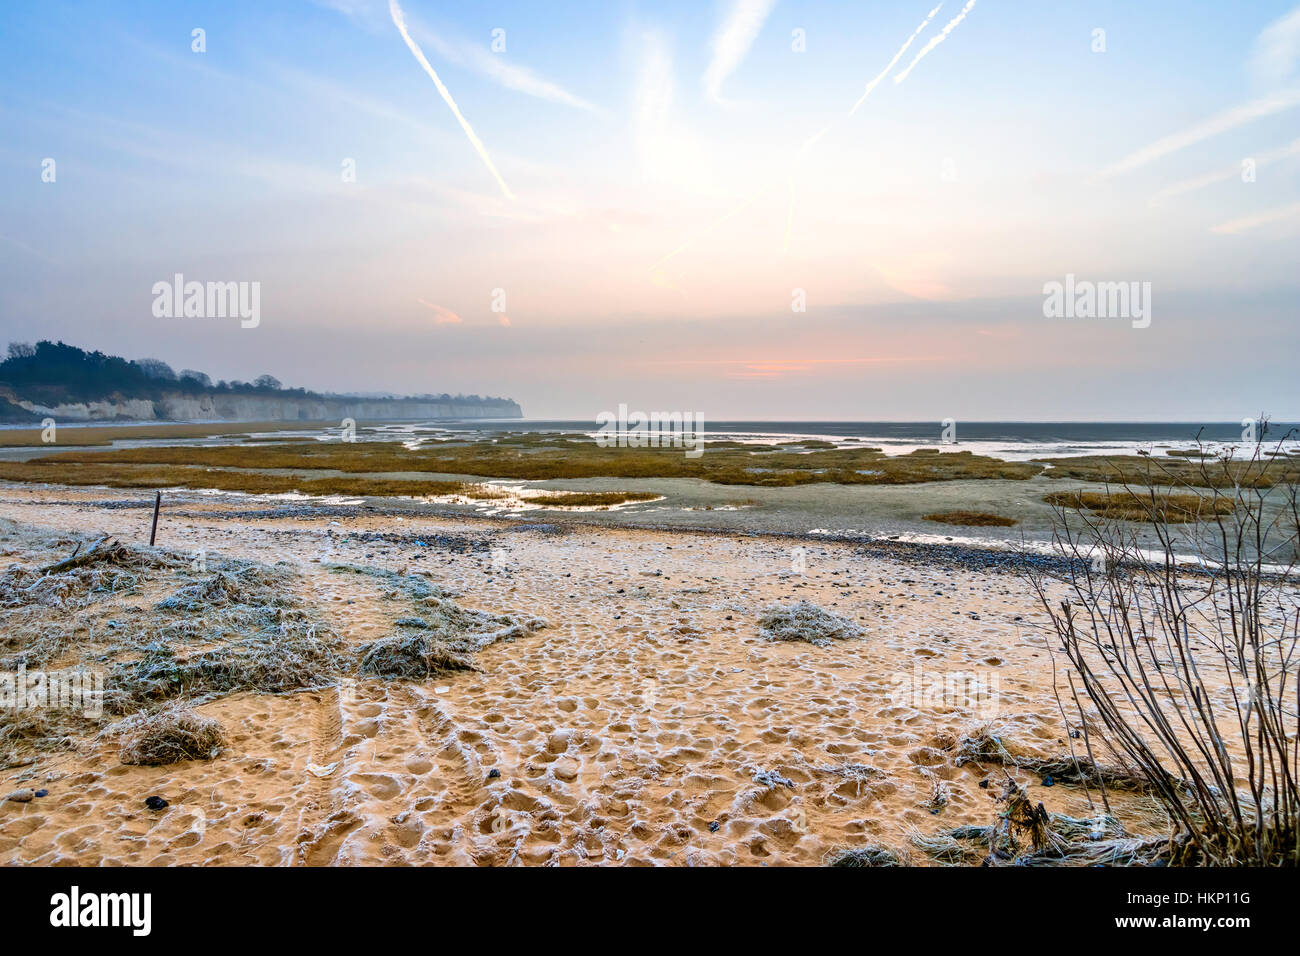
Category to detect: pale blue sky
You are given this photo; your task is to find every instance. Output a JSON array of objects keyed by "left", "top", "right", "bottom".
[{"left": 1, "top": 1, "right": 1298, "bottom": 419}]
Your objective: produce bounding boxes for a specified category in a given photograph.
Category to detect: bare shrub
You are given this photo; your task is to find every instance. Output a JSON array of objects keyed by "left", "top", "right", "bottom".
[{"left": 1024, "top": 424, "right": 1300, "bottom": 865}]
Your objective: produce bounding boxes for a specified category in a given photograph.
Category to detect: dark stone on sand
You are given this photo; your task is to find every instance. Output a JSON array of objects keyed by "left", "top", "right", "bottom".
[
  {"left": 487, "top": 768, "right": 501, "bottom": 780},
  {"left": 144, "top": 796, "right": 169, "bottom": 811},
  {"left": 34, "top": 789, "right": 48, "bottom": 798},
  {"left": 1041, "top": 775, "right": 1055, "bottom": 787},
  {"left": 709, "top": 821, "right": 720, "bottom": 832}
]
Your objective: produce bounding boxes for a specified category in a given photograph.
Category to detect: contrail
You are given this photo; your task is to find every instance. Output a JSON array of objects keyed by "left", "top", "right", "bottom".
[
  {"left": 850, "top": 4, "right": 942, "bottom": 114},
  {"left": 1150, "top": 136, "right": 1300, "bottom": 205},
  {"left": 894, "top": 0, "right": 976, "bottom": 84},
  {"left": 388, "top": 0, "right": 515, "bottom": 200},
  {"left": 652, "top": 190, "right": 768, "bottom": 272},
  {"left": 656, "top": 2, "right": 965, "bottom": 269},
  {"left": 786, "top": 4, "right": 941, "bottom": 248},
  {"left": 802, "top": 3, "right": 942, "bottom": 155},
  {"left": 1100, "top": 88, "right": 1300, "bottom": 179},
  {"left": 1211, "top": 200, "right": 1300, "bottom": 235},
  {"left": 704, "top": 0, "right": 779, "bottom": 103}
]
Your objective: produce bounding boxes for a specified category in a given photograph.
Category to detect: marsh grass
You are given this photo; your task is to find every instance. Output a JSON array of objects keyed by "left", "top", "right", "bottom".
[
  {"left": 519, "top": 491, "right": 660, "bottom": 507},
  {"left": 0, "top": 520, "right": 547, "bottom": 767},
  {"left": 356, "top": 593, "right": 546, "bottom": 677},
  {"left": 825, "top": 845, "right": 903, "bottom": 866},
  {"left": 922, "top": 511, "right": 1018, "bottom": 527},
  {"left": 356, "top": 633, "right": 476, "bottom": 678},
  {"left": 461, "top": 484, "right": 514, "bottom": 500},
  {"left": 106, "top": 611, "right": 342, "bottom": 710},
  {"left": 1038, "top": 452, "right": 1299, "bottom": 489},
  {"left": 115, "top": 707, "right": 226, "bottom": 765},
  {"left": 15, "top": 439, "right": 1043, "bottom": 489},
  {"left": 0, "top": 461, "right": 467, "bottom": 498},
  {"left": 1043, "top": 490, "right": 1235, "bottom": 523},
  {"left": 0, "top": 421, "right": 310, "bottom": 448},
  {"left": 0, "top": 709, "right": 101, "bottom": 767}
]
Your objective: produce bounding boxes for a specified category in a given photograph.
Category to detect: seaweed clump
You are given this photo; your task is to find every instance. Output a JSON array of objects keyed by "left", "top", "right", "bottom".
[
  {"left": 357, "top": 596, "right": 547, "bottom": 678},
  {"left": 758, "top": 601, "right": 863, "bottom": 647},
  {"left": 116, "top": 707, "right": 226, "bottom": 766}
]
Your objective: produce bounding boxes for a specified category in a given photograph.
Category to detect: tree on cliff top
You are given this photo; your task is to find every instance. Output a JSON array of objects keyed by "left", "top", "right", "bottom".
[{"left": 0, "top": 340, "right": 514, "bottom": 407}]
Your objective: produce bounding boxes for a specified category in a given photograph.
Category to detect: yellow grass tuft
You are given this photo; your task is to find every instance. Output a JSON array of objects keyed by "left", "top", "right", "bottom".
[
  {"left": 1043, "top": 490, "right": 1235, "bottom": 523},
  {"left": 922, "top": 511, "right": 1018, "bottom": 527}
]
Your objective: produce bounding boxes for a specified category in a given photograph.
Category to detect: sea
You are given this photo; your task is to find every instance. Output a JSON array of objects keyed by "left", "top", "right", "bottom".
[
  {"left": 384, "top": 420, "right": 1300, "bottom": 462},
  {"left": 2, "top": 419, "right": 1296, "bottom": 462}
]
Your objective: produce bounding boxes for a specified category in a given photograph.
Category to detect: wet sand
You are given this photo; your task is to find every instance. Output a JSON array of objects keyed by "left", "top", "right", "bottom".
[{"left": 0, "top": 485, "right": 1177, "bottom": 865}]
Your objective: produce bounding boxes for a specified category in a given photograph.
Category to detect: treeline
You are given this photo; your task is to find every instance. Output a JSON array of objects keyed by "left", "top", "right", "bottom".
[{"left": 0, "top": 341, "right": 509, "bottom": 405}]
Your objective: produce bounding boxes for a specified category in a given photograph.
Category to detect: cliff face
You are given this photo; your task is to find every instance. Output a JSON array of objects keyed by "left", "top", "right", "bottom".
[{"left": 13, "top": 392, "right": 523, "bottom": 422}]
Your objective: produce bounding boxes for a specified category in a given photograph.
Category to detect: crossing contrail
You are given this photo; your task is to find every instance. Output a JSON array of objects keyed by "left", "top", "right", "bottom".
[
  {"left": 894, "top": 0, "right": 976, "bottom": 85},
  {"left": 784, "top": 2, "right": 943, "bottom": 247},
  {"left": 388, "top": 0, "right": 515, "bottom": 200},
  {"left": 656, "top": 1, "right": 972, "bottom": 269},
  {"left": 850, "top": 4, "right": 942, "bottom": 114}
]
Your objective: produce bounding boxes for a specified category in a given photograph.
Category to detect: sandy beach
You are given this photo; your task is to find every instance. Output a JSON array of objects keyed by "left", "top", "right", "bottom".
[{"left": 0, "top": 483, "right": 1181, "bottom": 866}]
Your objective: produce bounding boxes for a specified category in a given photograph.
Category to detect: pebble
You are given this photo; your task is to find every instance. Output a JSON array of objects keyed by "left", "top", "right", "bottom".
[
  {"left": 4, "top": 789, "right": 34, "bottom": 803},
  {"left": 144, "top": 795, "right": 169, "bottom": 811}
]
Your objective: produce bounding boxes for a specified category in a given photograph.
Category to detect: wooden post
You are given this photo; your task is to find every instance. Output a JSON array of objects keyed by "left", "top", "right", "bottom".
[{"left": 149, "top": 491, "right": 161, "bottom": 546}]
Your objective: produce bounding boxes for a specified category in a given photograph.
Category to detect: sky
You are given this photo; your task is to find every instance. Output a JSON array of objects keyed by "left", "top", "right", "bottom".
[{"left": 1, "top": 0, "right": 1298, "bottom": 420}]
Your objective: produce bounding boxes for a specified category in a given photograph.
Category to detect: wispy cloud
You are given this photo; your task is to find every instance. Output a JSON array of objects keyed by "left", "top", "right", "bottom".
[
  {"left": 1101, "top": 88, "right": 1300, "bottom": 178},
  {"left": 634, "top": 27, "right": 683, "bottom": 176},
  {"left": 673, "top": 356, "right": 929, "bottom": 379},
  {"left": 417, "top": 300, "right": 462, "bottom": 324},
  {"left": 1150, "top": 136, "right": 1300, "bottom": 203},
  {"left": 310, "top": 0, "right": 392, "bottom": 32},
  {"left": 419, "top": 28, "right": 602, "bottom": 113},
  {"left": 0, "top": 234, "right": 56, "bottom": 264},
  {"left": 893, "top": 0, "right": 977, "bottom": 85},
  {"left": 388, "top": 0, "right": 514, "bottom": 200},
  {"left": 31, "top": 102, "right": 335, "bottom": 192},
  {"left": 703, "top": 0, "right": 777, "bottom": 103},
  {"left": 1250, "top": 5, "right": 1300, "bottom": 88},
  {"left": 1211, "top": 200, "right": 1300, "bottom": 234}
]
